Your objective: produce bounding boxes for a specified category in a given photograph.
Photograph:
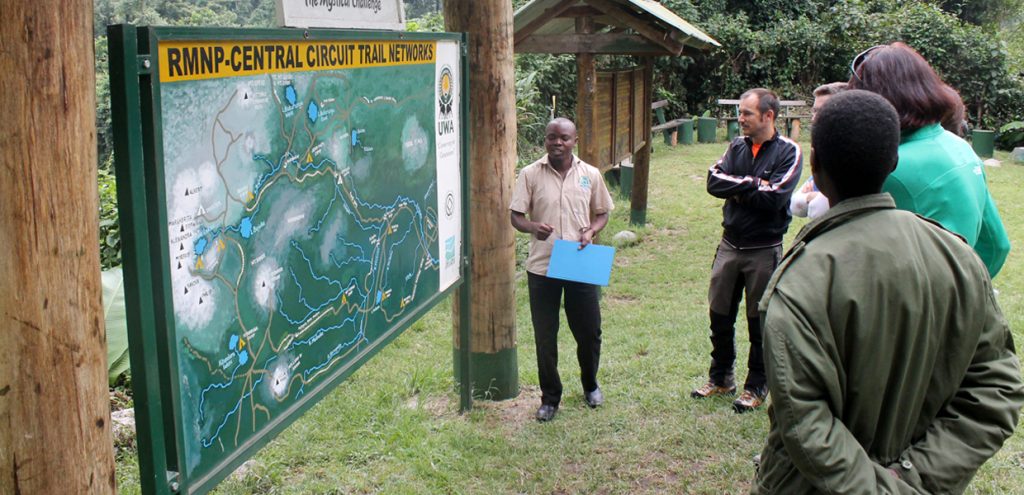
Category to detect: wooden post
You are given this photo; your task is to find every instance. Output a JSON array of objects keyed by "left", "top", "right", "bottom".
[
  {"left": 444, "top": 0, "right": 520, "bottom": 401},
  {"left": 575, "top": 16, "right": 599, "bottom": 166},
  {"left": 629, "top": 58, "right": 654, "bottom": 226},
  {"left": 0, "top": 1, "right": 116, "bottom": 493}
]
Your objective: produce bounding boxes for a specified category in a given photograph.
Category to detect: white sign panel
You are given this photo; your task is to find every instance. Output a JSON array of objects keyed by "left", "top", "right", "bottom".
[
  {"left": 276, "top": 0, "right": 406, "bottom": 30},
  {"left": 435, "top": 40, "right": 462, "bottom": 291}
]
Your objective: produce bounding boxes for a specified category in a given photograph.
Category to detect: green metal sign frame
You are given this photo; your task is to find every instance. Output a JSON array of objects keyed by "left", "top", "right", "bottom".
[{"left": 109, "top": 25, "right": 471, "bottom": 495}]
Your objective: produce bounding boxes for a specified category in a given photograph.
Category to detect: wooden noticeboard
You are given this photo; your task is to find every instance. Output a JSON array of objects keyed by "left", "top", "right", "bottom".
[{"left": 591, "top": 66, "right": 647, "bottom": 171}]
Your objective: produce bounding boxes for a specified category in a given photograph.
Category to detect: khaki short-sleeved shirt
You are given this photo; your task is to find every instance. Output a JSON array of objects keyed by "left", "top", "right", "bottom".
[{"left": 509, "top": 154, "right": 614, "bottom": 275}]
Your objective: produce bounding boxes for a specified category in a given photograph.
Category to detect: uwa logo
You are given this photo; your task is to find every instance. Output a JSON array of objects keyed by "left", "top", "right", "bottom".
[{"left": 437, "top": 65, "right": 456, "bottom": 136}]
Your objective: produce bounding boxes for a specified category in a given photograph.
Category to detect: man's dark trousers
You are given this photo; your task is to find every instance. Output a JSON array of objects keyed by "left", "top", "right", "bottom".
[
  {"left": 528, "top": 272, "right": 602, "bottom": 407},
  {"left": 707, "top": 240, "right": 781, "bottom": 394}
]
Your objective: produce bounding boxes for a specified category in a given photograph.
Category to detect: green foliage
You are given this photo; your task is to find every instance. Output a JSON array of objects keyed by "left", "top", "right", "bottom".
[
  {"left": 646, "top": 0, "right": 1024, "bottom": 129},
  {"left": 405, "top": 0, "right": 441, "bottom": 19},
  {"left": 102, "top": 267, "right": 131, "bottom": 385},
  {"left": 515, "top": 69, "right": 547, "bottom": 161},
  {"left": 95, "top": 35, "right": 113, "bottom": 174},
  {"left": 937, "top": 0, "right": 1024, "bottom": 26},
  {"left": 515, "top": 54, "right": 578, "bottom": 163},
  {"left": 405, "top": 11, "right": 445, "bottom": 32},
  {"left": 98, "top": 166, "right": 122, "bottom": 269},
  {"left": 997, "top": 121, "right": 1024, "bottom": 150}
]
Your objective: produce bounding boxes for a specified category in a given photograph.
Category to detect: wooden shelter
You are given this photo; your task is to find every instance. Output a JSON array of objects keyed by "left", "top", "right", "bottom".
[{"left": 514, "top": 0, "right": 718, "bottom": 225}]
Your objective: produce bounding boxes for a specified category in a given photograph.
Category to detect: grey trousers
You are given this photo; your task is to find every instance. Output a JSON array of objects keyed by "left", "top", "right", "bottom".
[{"left": 705, "top": 239, "right": 781, "bottom": 392}]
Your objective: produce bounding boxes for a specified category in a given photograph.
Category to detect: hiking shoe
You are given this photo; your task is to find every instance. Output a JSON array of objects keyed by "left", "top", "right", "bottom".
[
  {"left": 690, "top": 381, "right": 737, "bottom": 399},
  {"left": 733, "top": 389, "right": 766, "bottom": 413}
]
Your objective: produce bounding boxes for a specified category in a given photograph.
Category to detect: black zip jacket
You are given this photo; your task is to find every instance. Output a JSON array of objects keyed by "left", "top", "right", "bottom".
[{"left": 706, "top": 132, "right": 803, "bottom": 248}]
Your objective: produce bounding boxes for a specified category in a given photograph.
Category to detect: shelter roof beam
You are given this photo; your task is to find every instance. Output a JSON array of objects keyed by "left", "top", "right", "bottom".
[
  {"left": 515, "top": 33, "right": 667, "bottom": 55},
  {"left": 587, "top": 0, "right": 685, "bottom": 55},
  {"left": 514, "top": 0, "right": 579, "bottom": 47}
]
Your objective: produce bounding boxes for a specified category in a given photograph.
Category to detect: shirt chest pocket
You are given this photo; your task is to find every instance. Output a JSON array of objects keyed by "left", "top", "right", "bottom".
[{"left": 564, "top": 188, "right": 591, "bottom": 222}]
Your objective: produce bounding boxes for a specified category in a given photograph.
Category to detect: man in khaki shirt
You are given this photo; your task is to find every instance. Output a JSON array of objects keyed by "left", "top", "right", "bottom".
[{"left": 510, "top": 117, "right": 614, "bottom": 422}]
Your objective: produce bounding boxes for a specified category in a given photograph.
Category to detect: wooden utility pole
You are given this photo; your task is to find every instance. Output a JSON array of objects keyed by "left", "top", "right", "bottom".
[
  {"left": 629, "top": 58, "right": 654, "bottom": 226},
  {"left": 575, "top": 16, "right": 599, "bottom": 166},
  {"left": 0, "top": 1, "right": 116, "bottom": 493},
  {"left": 444, "top": 0, "right": 520, "bottom": 400}
]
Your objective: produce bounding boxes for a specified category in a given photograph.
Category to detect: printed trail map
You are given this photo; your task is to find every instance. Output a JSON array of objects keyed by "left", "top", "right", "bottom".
[{"left": 155, "top": 38, "right": 460, "bottom": 481}]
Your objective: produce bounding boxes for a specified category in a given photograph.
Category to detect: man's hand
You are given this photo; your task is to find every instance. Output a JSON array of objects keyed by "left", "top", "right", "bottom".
[
  {"left": 533, "top": 222, "right": 554, "bottom": 240},
  {"left": 579, "top": 227, "right": 594, "bottom": 249}
]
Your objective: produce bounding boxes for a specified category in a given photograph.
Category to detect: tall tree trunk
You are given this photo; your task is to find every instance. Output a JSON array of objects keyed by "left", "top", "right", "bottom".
[
  {"left": 0, "top": 1, "right": 116, "bottom": 493},
  {"left": 444, "top": 0, "right": 520, "bottom": 400}
]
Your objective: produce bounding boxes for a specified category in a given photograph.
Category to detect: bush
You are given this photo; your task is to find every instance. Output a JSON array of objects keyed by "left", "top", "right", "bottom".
[
  {"left": 997, "top": 121, "right": 1024, "bottom": 151},
  {"left": 98, "top": 164, "right": 121, "bottom": 270},
  {"left": 647, "top": 0, "right": 1024, "bottom": 130}
]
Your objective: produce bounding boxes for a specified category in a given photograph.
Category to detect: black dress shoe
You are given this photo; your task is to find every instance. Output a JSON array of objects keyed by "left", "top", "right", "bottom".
[
  {"left": 584, "top": 387, "right": 604, "bottom": 408},
  {"left": 536, "top": 404, "right": 558, "bottom": 422}
]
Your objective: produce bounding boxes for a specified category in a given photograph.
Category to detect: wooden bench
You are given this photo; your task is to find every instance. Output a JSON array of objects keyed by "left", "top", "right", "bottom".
[
  {"left": 651, "top": 99, "right": 691, "bottom": 145},
  {"left": 717, "top": 98, "right": 808, "bottom": 139}
]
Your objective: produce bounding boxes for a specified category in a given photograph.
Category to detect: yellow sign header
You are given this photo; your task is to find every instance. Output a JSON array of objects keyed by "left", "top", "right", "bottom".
[{"left": 157, "top": 40, "right": 436, "bottom": 83}]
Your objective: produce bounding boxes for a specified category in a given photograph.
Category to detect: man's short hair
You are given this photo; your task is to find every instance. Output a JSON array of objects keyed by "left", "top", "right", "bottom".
[
  {"left": 813, "top": 82, "right": 848, "bottom": 98},
  {"left": 740, "top": 88, "right": 780, "bottom": 119},
  {"left": 812, "top": 90, "right": 900, "bottom": 198}
]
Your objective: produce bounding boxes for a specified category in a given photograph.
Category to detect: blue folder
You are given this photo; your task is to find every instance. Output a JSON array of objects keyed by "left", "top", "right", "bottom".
[{"left": 546, "top": 239, "right": 616, "bottom": 286}]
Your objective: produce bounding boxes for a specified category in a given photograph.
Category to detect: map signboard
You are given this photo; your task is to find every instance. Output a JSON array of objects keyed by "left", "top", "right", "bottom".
[{"left": 109, "top": 26, "right": 466, "bottom": 494}]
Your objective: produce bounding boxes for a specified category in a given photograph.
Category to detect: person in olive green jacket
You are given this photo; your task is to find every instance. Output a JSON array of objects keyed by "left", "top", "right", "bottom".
[{"left": 753, "top": 90, "right": 1024, "bottom": 494}]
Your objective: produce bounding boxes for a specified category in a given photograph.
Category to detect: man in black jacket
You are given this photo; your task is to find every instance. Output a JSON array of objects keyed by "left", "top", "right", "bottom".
[{"left": 691, "top": 88, "right": 802, "bottom": 413}]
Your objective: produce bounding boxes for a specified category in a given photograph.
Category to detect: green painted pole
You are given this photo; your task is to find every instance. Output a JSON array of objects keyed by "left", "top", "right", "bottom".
[
  {"left": 108, "top": 24, "right": 177, "bottom": 495},
  {"left": 458, "top": 35, "right": 473, "bottom": 413}
]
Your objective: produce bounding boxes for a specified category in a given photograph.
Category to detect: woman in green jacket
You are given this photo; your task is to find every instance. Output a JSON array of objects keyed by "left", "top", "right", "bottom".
[{"left": 848, "top": 42, "right": 1010, "bottom": 277}]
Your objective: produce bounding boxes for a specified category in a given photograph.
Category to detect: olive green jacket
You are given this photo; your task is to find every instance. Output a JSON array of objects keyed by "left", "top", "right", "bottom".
[{"left": 753, "top": 193, "right": 1024, "bottom": 494}]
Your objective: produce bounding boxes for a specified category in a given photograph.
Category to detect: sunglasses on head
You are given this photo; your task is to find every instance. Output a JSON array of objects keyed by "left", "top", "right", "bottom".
[{"left": 850, "top": 45, "right": 885, "bottom": 83}]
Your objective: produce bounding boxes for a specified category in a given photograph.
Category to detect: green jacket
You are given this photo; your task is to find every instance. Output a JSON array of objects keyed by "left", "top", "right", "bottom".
[
  {"left": 884, "top": 124, "right": 1010, "bottom": 278},
  {"left": 754, "top": 194, "right": 1023, "bottom": 494}
]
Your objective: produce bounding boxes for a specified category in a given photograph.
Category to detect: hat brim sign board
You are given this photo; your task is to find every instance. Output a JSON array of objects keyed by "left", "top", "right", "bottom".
[
  {"left": 108, "top": 25, "right": 465, "bottom": 494},
  {"left": 276, "top": 0, "right": 406, "bottom": 30}
]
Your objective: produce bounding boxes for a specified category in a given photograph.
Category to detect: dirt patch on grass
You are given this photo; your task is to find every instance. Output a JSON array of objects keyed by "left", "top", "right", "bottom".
[
  {"left": 604, "top": 293, "right": 639, "bottom": 304},
  {"left": 404, "top": 393, "right": 453, "bottom": 418},
  {"left": 474, "top": 385, "right": 543, "bottom": 433},
  {"left": 406, "top": 386, "right": 543, "bottom": 433}
]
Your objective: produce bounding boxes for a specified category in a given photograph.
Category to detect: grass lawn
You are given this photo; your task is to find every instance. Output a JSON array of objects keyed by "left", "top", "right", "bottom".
[{"left": 116, "top": 137, "right": 1024, "bottom": 494}]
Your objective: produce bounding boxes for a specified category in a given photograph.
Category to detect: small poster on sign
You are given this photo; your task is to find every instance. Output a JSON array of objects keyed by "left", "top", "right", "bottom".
[{"left": 276, "top": 0, "right": 406, "bottom": 30}]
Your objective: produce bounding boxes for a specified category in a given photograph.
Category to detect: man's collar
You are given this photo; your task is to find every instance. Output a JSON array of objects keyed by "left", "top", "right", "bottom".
[
  {"left": 541, "top": 153, "right": 579, "bottom": 170},
  {"left": 793, "top": 193, "right": 896, "bottom": 245},
  {"left": 743, "top": 129, "right": 779, "bottom": 146}
]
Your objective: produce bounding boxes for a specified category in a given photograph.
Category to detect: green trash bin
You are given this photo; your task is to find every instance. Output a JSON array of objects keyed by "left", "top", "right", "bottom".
[
  {"left": 619, "top": 162, "right": 634, "bottom": 199},
  {"left": 972, "top": 129, "right": 996, "bottom": 159},
  {"left": 678, "top": 119, "right": 694, "bottom": 145},
  {"left": 698, "top": 117, "right": 718, "bottom": 143},
  {"left": 726, "top": 120, "right": 739, "bottom": 141}
]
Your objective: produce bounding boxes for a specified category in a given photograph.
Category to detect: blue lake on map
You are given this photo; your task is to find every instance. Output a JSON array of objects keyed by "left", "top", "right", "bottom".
[
  {"left": 307, "top": 101, "right": 319, "bottom": 123},
  {"left": 285, "top": 85, "right": 297, "bottom": 106},
  {"left": 239, "top": 217, "right": 253, "bottom": 239},
  {"left": 194, "top": 237, "right": 209, "bottom": 256}
]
